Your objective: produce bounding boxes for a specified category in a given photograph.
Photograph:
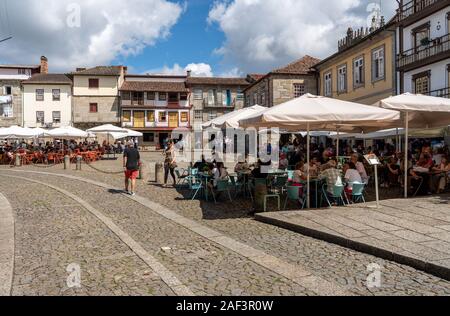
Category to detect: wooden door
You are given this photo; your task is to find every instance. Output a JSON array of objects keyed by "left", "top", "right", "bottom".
[
  {"left": 169, "top": 112, "right": 179, "bottom": 128},
  {"left": 134, "top": 111, "right": 145, "bottom": 128}
]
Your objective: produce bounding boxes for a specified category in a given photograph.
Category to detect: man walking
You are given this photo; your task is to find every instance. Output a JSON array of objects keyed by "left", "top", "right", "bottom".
[{"left": 123, "top": 140, "right": 141, "bottom": 196}]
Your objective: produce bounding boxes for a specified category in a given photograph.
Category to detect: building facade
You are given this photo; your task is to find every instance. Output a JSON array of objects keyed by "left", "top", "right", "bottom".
[
  {"left": 314, "top": 21, "right": 397, "bottom": 105},
  {"left": 396, "top": 0, "right": 450, "bottom": 97},
  {"left": 0, "top": 57, "right": 45, "bottom": 127},
  {"left": 244, "top": 55, "right": 320, "bottom": 108},
  {"left": 72, "top": 66, "right": 126, "bottom": 129},
  {"left": 120, "top": 75, "right": 191, "bottom": 148},
  {"left": 22, "top": 74, "right": 72, "bottom": 128},
  {"left": 186, "top": 76, "right": 249, "bottom": 129}
]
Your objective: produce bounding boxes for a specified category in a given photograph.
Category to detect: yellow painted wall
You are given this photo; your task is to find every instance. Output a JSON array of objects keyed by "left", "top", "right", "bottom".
[
  {"left": 73, "top": 76, "right": 120, "bottom": 96},
  {"left": 317, "top": 31, "right": 395, "bottom": 105}
]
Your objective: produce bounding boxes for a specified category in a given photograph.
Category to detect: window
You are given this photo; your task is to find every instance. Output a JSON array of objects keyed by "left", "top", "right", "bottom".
[
  {"left": 168, "top": 93, "right": 179, "bottom": 102},
  {"left": 208, "top": 90, "right": 217, "bottom": 105},
  {"left": 89, "top": 103, "right": 98, "bottom": 113},
  {"left": 180, "top": 93, "right": 188, "bottom": 101},
  {"left": 143, "top": 133, "right": 155, "bottom": 143},
  {"left": 293, "top": 84, "right": 305, "bottom": 98},
  {"left": 253, "top": 92, "right": 258, "bottom": 105},
  {"left": 122, "top": 91, "right": 131, "bottom": 100},
  {"left": 180, "top": 112, "right": 189, "bottom": 122},
  {"left": 337, "top": 65, "right": 347, "bottom": 93},
  {"left": 123, "top": 110, "right": 131, "bottom": 123},
  {"left": 4, "top": 86, "right": 12, "bottom": 95},
  {"left": 89, "top": 78, "right": 99, "bottom": 89},
  {"left": 353, "top": 56, "right": 365, "bottom": 88},
  {"left": 159, "top": 111, "right": 167, "bottom": 122},
  {"left": 236, "top": 90, "right": 244, "bottom": 101},
  {"left": 147, "top": 92, "right": 155, "bottom": 100},
  {"left": 36, "top": 111, "right": 44, "bottom": 124},
  {"left": 52, "top": 111, "right": 61, "bottom": 124},
  {"left": 147, "top": 110, "right": 155, "bottom": 122},
  {"left": 208, "top": 111, "right": 217, "bottom": 120},
  {"left": 413, "top": 71, "right": 430, "bottom": 95},
  {"left": 324, "top": 72, "right": 332, "bottom": 97},
  {"left": 36, "top": 89, "right": 44, "bottom": 101},
  {"left": 52, "top": 89, "right": 61, "bottom": 101},
  {"left": 261, "top": 92, "right": 266, "bottom": 105},
  {"left": 193, "top": 89, "right": 203, "bottom": 100},
  {"left": 1, "top": 103, "right": 13, "bottom": 118},
  {"left": 413, "top": 23, "right": 430, "bottom": 51},
  {"left": 372, "top": 46, "right": 385, "bottom": 82},
  {"left": 194, "top": 110, "right": 203, "bottom": 120},
  {"left": 158, "top": 92, "right": 167, "bottom": 101}
]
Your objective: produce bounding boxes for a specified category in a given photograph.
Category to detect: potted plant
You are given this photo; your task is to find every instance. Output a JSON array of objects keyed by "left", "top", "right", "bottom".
[{"left": 420, "top": 37, "right": 430, "bottom": 47}]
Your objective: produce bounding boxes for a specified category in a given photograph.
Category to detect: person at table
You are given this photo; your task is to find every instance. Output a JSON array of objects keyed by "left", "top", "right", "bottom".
[
  {"left": 383, "top": 157, "right": 401, "bottom": 188},
  {"left": 343, "top": 162, "right": 362, "bottom": 199},
  {"left": 319, "top": 160, "right": 343, "bottom": 197},
  {"left": 291, "top": 161, "right": 307, "bottom": 196},
  {"left": 123, "top": 140, "right": 141, "bottom": 196},
  {"left": 207, "top": 162, "right": 229, "bottom": 196},
  {"left": 351, "top": 153, "right": 368, "bottom": 184},
  {"left": 193, "top": 155, "right": 208, "bottom": 172},
  {"left": 163, "top": 140, "right": 177, "bottom": 188},
  {"left": 251, "top": 159, "right": 271, "bottom": 179},
  {"left": 278, "top": 153, "right": 289, "bottom": 170},
  {"left": 432, "top": 157, "right": 449, "bottom": 194},
  {"left": 303, "top": 157, "right": 319, "bottom": 177}
]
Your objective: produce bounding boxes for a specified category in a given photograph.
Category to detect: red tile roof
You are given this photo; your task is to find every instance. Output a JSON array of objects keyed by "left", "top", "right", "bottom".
[
  {"left": 22, "top": 74, "right": 72, "bottom": 85},
  {"left": 271, "top": 55, "right": 321, "bottom": 74},
  {"left": 120, "top": 81, "right": 189, "bottom": 93},
  {"left": 72, "top": 66, "right": 124, "bottom": 76},
  {"left": 186, "top": 77, "right": 250, "bottom": 86}
]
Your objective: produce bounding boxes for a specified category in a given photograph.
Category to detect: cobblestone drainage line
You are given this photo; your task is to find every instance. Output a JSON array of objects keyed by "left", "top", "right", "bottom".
[
  {"left": 2, "top": 174, "right": 193, "bottom": 297},
  {"left": 0, "top": 193, "right": 14, "bottom": 296},
  {"left": 3, "top": 170, "right": 350, "bottom": 296}
]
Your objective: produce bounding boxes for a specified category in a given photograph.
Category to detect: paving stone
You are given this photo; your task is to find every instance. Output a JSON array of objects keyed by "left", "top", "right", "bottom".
[{"left": 390, "top": 230, "right": 436, "bottom": 243}]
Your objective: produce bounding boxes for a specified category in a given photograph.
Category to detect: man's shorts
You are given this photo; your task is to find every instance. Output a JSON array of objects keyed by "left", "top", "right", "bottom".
[{"left": 125, "top": 169, "right": 139, "bottom": 180}]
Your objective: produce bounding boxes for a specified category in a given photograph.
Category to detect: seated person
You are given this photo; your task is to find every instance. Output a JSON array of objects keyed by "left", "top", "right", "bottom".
[
  {"left": 234, "top": 155, "right": 249, "bottom": 173},
  {"left": 251, "top": 159, "right": 271, "bottom": 179},
  {"left": 432, "top": 157, "right": 449, "bottom": 194},
  {"left": 319, "top": 160, "right": 343, "bottom": 197},
  {"left": 193, "top": 155, "right": 208, "bottom": 171},
  {"left": 351, "top": 153, "right": 368, "bottom": 184},
  {"left": 408, "top": 167, "right": 429, "bottom": 196},
  {"left": 344, "top": 162, "right": 362, "bottom": 199},
  {"left": 208, "top": 162, "right": 229, "bottom": 194},
  {"left": 385, "top": 157, "right": 400, "bottom": 187},
  {"left": 303, "top": 157, "right": 319, "bottom": 177},
  {"left": 278, "top": 153, "right": 289, "bottom": 170}
]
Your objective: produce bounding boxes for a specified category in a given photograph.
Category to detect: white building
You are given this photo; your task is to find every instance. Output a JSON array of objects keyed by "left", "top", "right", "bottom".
[
  {"left": 22, "top": 74, "right": 73, "bottom": 128},
  {"left": 396, "top": 0, "right": 450, "bottom": 97},
  {"left": 0, "top": 57, "right": 45, "bottom": 127}
]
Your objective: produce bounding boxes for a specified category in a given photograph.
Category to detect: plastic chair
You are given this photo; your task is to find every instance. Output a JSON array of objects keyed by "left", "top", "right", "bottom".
[
  {"left": 175, "top": 168, "right": 190, "bottom": 186},
  {"left": 211, "top": 179, "right": 233, "bottom": 203},
  {"left": 284, "top": 186, "right": 306, "bottom": 210},
  {"left": 188, "top": 175, "right": 203, "bottom": 200},
  {"left": 323, "top": 184, "right": 347, "bottom": 207},
  {"left": 352, "top": 182, "right": 366, "bottom": 204}
]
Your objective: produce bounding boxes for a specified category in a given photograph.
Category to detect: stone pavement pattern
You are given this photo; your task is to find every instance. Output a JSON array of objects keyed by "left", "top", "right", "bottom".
[
  {"left": 256, "top": 195, "right": 450, "bottom": 279},
  {"left": 2, "top": 158, "right": 450, "bottom": 295}
]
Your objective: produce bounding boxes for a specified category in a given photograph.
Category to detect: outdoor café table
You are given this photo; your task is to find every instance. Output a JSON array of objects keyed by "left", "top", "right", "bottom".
[
  {"left": 198, "top": 172, "right": 213, "bottom": 201},
  {"left": 301, "top": 177, "right": 322, "bottom": 209}
]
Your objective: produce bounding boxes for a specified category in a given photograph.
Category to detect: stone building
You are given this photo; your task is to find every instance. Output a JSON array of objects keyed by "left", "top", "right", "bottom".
[
  {"left": 71, "top": 66, "right": 126, "bottom": 129},
  {"left": 244, "top": 55, "right": 320, "bottom": 108},
  {"left": 186, "top": 76, "right": 249, "bottom": 130},
  {"left": 0, "top": 56, "right": 45, "bottom": 127}
]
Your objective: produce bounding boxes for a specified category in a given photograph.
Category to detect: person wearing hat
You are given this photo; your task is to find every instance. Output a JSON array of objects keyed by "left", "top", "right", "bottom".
[{"left": 123, "top": 140, "right": 141, "bottom": 196}]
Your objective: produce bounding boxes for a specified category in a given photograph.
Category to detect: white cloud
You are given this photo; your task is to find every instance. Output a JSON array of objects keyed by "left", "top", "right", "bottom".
[
  {"left": 0, "top": 0, "right": 183, "bottom": 71},
  {"left": 208, "top": 0, "right": 398, "bottom": 73},
  {"left": 147, "top": 63, "right": 214, "bottom": 77}
]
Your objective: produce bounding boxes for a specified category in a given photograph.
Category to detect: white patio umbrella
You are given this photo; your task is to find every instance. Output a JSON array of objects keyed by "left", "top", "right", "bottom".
[
  {"left": 44, "top": 126, "right": 89, "bottom": 138},
  {"left": 32, "top": 127, "right": 47, "bottom": 138},
  {"left": 0, "top": 125, "right": 37, "bottom": 139},
  {"left": 240, "top": 94, "right": 401, "bottom": 208},
  {"left": 375, "top": 93, "right": 450, "bottom": 198},
  {"left": 87, "top": 124, "right": 129, "bottom": 157},
  {"left": 110, "top": 129, "right": 143, "bottom": 140},
  {"left": 202, "top": 105, "right": 267, "bottom": 129}
]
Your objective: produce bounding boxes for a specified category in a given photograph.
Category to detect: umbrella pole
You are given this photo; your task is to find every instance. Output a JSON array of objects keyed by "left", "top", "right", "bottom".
[
  {"left": 336, "top": 129, "right": 340, "bottom": 161},
  {"left": 307, "top": 123, "right": 310, "bottom": 209},
  {"left": 404, "top": 112, "right": 409, "bottom": 199}
]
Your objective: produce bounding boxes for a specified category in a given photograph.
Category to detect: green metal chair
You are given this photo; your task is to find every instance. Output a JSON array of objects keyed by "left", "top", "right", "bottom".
[
  {"left": 175, "top": 168, "right": 190, "bottom": 187},
  {"left": 211, "top": 179, "right": 233, "bottom": 203},
  {"left": 188, "top": 175, "right": 203, "bottom": 200},
  {"left": 322, "top": 184, "right": 347, "bottom": 207},
  {"left": 352, "top": 182, "right": 366, "bottom": 204},
  {"left": 284, "top": 185, "right": 306, "bottom": 210}
]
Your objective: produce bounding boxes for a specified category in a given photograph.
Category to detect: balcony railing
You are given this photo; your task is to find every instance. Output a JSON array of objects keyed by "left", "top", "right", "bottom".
[
  {"left": 397, "top": 0, "right": 443, "bottom": 22},
  {"left": 427, "top": 87, "right": 450, "bottom": 98},
  {"left": 397, "top": 33, "right": 450, "bottom": 69},
  {"left": 203, "top": 98, "right": 236, "bottom": 109}
]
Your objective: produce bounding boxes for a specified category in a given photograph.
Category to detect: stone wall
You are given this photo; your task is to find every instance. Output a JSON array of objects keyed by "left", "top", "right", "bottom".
[
  {"left": 73, "top": 96, "right": 119, "bottom": 129},
  {"left": 0, "top": 80, "right": 22, "bottom": 127},
  {"left": 271, "top": 74, "right": 318, "bottom": 106}
]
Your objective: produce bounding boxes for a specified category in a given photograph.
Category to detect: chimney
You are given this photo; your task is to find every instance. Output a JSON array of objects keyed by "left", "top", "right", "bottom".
[
  {"left": 40, "top": 56, "right": 48, "bottom": 74},
  {"left": 186, "top": 70, "right": 192, "bottom": 77}
]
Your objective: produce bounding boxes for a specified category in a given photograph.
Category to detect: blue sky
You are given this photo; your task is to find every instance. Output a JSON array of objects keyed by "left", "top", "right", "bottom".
[{"left": 0, "top": 0, "right": 398, "bottom": 76}]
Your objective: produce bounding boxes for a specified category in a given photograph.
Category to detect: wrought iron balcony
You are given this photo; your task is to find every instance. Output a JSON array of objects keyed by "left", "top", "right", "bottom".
[
  {"left": 203, "top": 98, "right": 236, "bottom": 109},
  {"left": 397, "top": 0, "right": 445, "bottom": 23},
  {"left": 427, "top": 87, "right": 450, "bottom": 98},
  {"left": 397, "top": 33, "right": 450, "bottom": 70}
]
